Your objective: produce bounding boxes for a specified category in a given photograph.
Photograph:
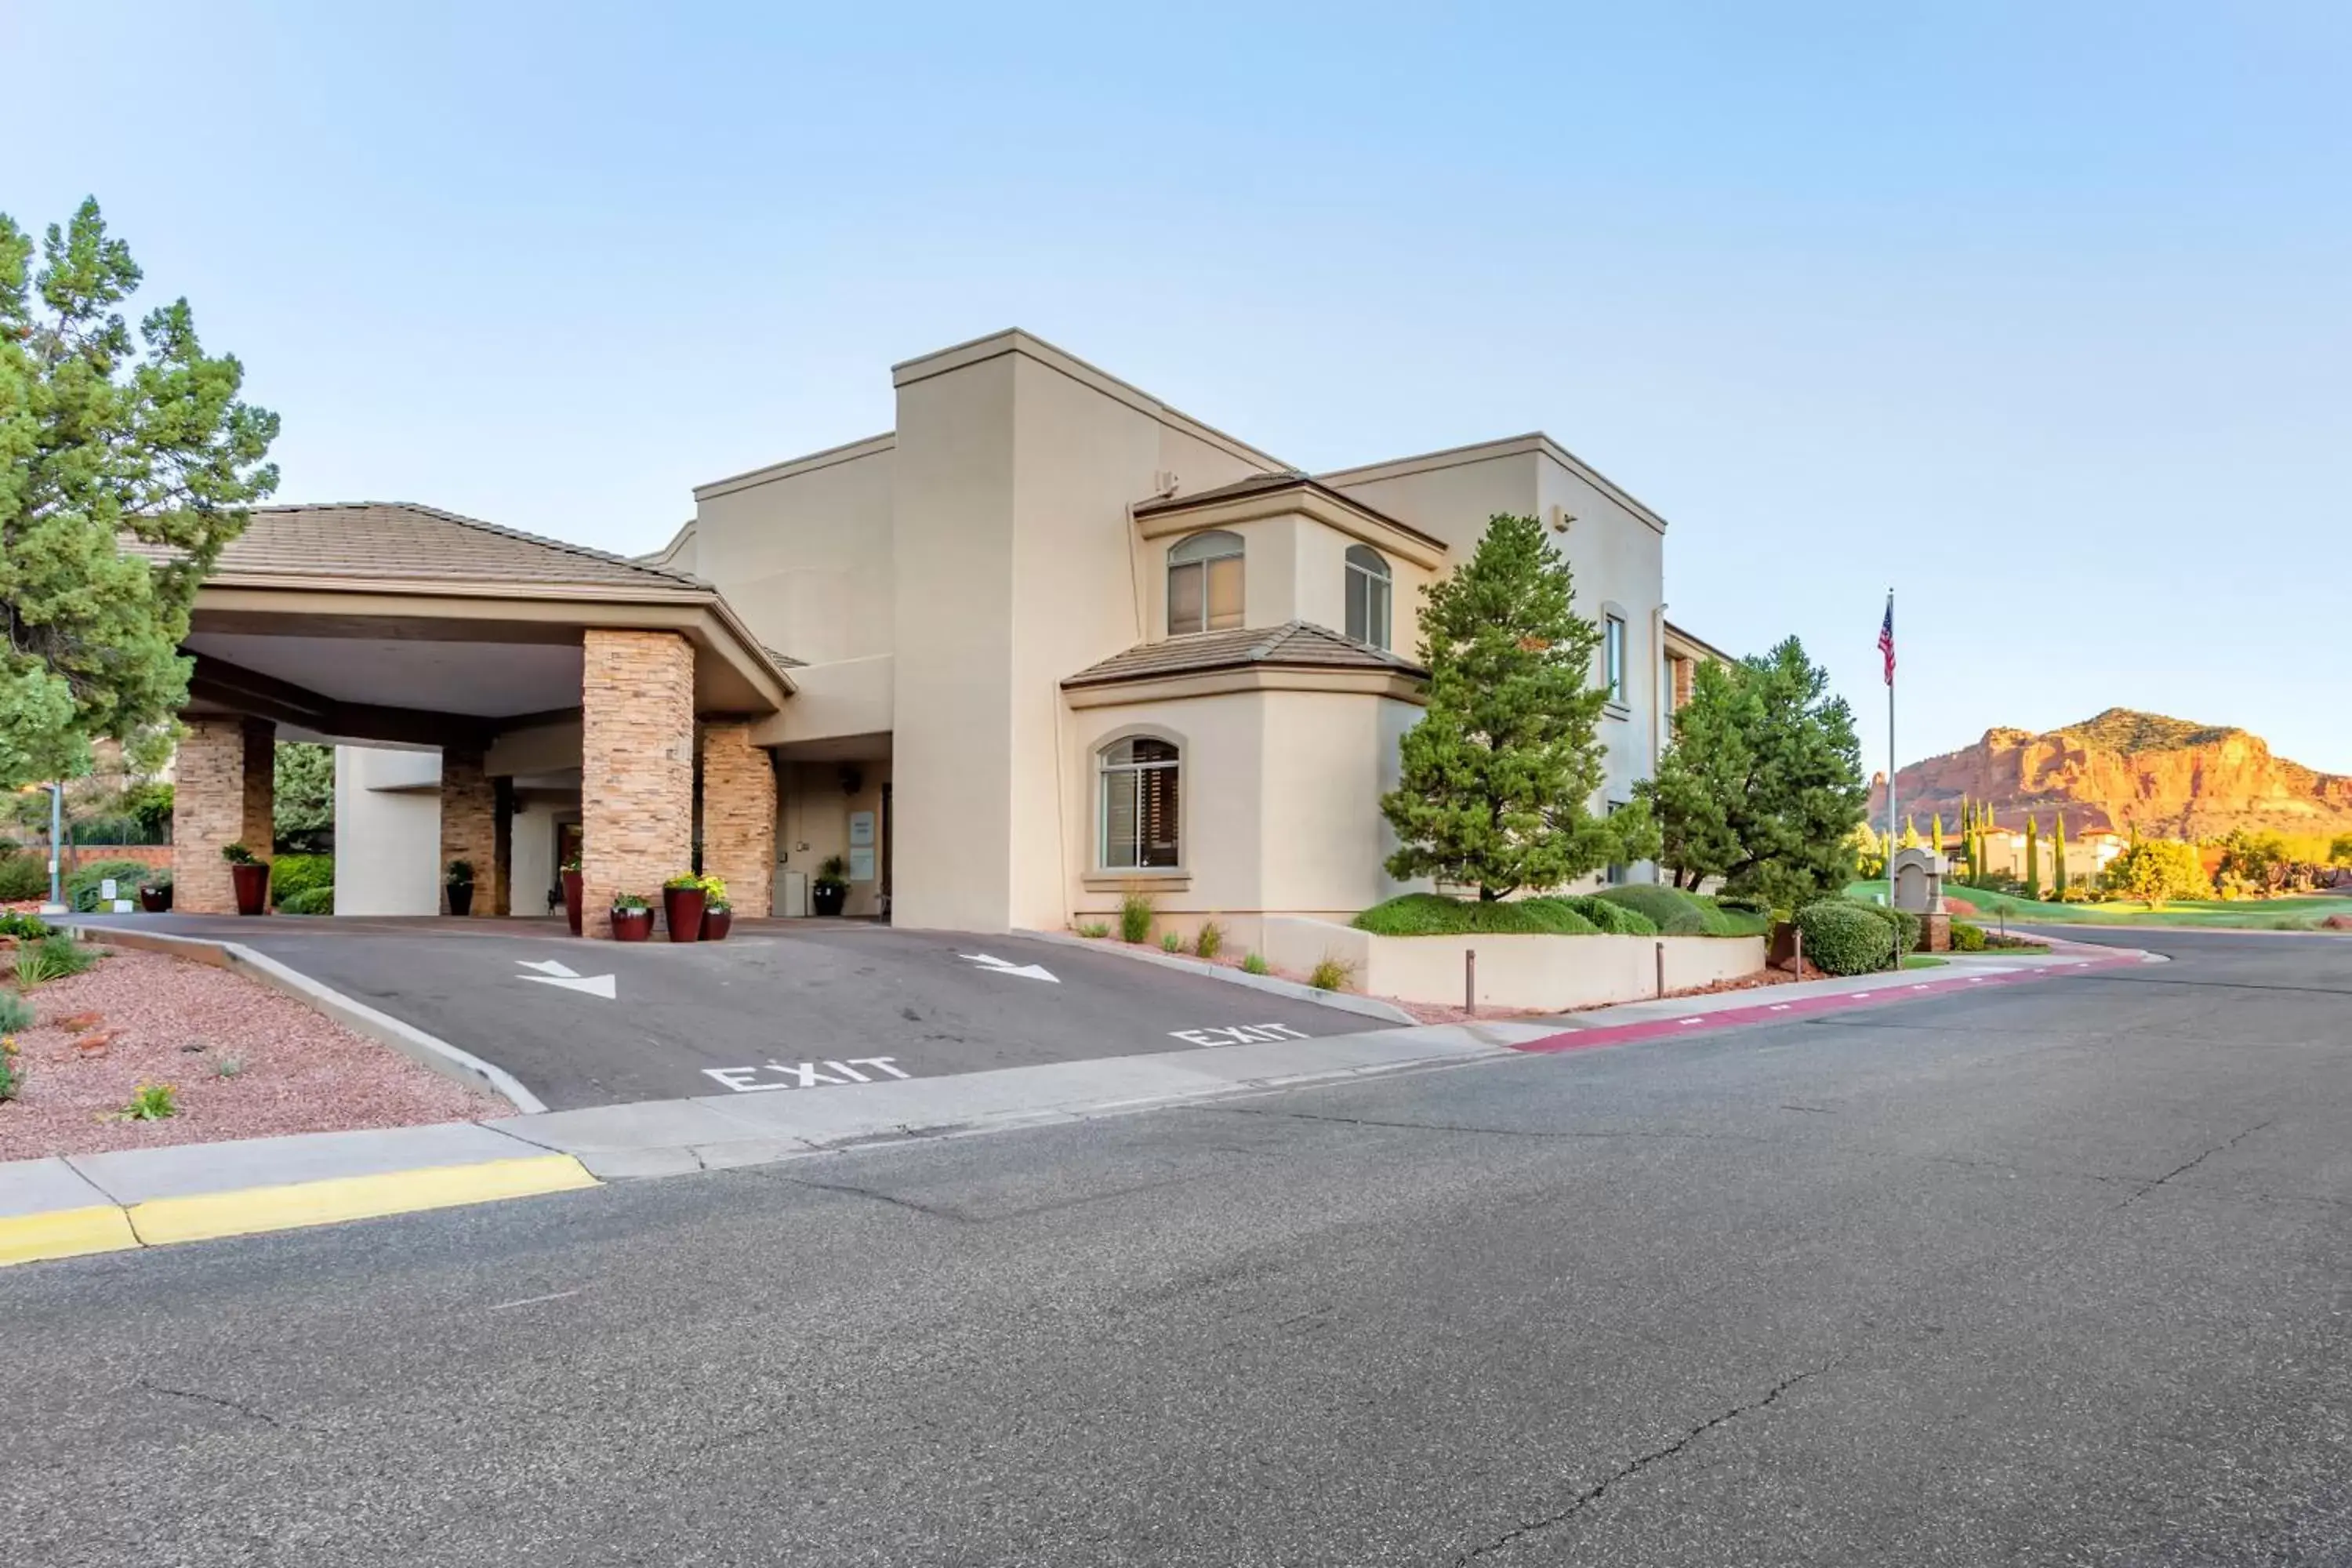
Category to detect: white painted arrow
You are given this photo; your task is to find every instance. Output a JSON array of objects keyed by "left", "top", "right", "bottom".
[
  {"left": 516, "top": 958, "right": 618, "bottom": 999},
  {"left": 959, "top": 953, "right": 1059, "bottom": 983}
]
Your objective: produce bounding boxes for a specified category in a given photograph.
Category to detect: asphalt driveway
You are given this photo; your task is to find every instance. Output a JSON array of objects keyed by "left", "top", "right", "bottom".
[{"left": 76, "top": 916, "right": 1383, "bottom": 1110}]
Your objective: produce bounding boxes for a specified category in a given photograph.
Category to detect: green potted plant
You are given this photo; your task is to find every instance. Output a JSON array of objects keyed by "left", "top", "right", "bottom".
[
  {"left": 698, "top": 873, "right": 733, "bottom": 941},
  {"left": 561, "top": 854, "right": 585, "bottom": 935},
  {"left": 811, "top": 854, "right": 849, "bottom": 917},
  {"left": 445, "top": 858, "right": 477, "bottom": 917},
  {"left": 222, "top": 843, "right": 268, "bottom": 916},
  {"left": 137, "top": 867, "right": 173, "bottom": 913},
  {"left": 609, "top": 891, "right": 653, "bottom": 942},
  {"left": 661, "top": 871, "right": 706, "bottom": 944}
]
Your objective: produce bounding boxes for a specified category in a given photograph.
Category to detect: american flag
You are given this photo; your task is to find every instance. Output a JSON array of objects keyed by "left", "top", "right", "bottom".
[{"left": 1877, "top": 595, "right": 1896, "bottom": 685}]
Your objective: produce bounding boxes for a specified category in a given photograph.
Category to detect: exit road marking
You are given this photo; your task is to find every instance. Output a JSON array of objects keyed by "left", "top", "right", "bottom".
[
  {"left": 1168, "top": 1023, "right": 1311, "bottom": 1048},
  {"left": 960, "top": 953, "right": 1059, "bottom": 982},
  {"left": 516, "top": 959, "right": 617, "bottom": 999}
]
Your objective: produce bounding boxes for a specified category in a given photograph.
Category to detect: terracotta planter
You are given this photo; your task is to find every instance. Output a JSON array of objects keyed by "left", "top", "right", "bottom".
[
  {"left": 611, "top": 907, "right": 653, "bottom": 942},
  {"left": 138, "top": 885, "right": 172, "bottom": 913},
  {"left": 811, "top": 882, "right": 848, "bottom": 917},
  {"left": 230, "top": 862, "right": 269, "bottom": 916},
  {"left": 662, "top": 886, "right": 706, "bottom": 943},
  {"left": 447, "top": 881, "right": 474, "bottom": 917},
  {"left": 702, "top": 907, "right": 732, "bottom": 942},
  {"left": 562, "top": 870, "right": 584, "bottom": 935}
]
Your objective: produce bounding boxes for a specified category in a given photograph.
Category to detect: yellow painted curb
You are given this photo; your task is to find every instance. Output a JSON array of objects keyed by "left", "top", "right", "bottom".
[
  {"left": 125, "top": 1154, "right": 599, "bottom": 1247},
  {"left": 0, "top": 1204, "right": 143, "bottom": 1268}
]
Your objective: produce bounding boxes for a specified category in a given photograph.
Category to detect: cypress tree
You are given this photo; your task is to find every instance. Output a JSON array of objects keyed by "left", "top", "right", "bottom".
[
  {"left": 1900, "top": 815, "right": 1918, "bottom": 848},
  {"left": 1930, "top": 812, "right": 1945, "bottom": 857},
  {"left": 2053, "top": 815, "right": 2069, "bottom": 897},
  {"left": 2025, "top": 815, "right": 2041, "bottom": 896}
]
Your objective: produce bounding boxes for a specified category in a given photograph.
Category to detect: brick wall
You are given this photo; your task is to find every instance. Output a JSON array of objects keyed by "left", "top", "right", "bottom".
[
  {"left": 580, "top": 630, "right": 695, "bottom": 936},
  {"left": 440, "top": 747, "right": 501, "bottom": 916},
  {"left": 700, "top": 723, "right": 776, "bottom": 918},
  {"left": 173, "top": 717, "right": 275, "bottom": 913}
]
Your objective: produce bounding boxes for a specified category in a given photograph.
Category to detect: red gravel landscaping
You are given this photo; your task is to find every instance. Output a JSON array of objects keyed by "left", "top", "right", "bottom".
[{"left": 0, "top": 943, "right": 499, "bottom": 1161}]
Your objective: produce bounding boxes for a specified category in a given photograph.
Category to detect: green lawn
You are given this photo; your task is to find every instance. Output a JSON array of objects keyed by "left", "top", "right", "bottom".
[
  {"left": 1847, "top": 881, "right": 2351, "bottom": 932},
  {"left": 1901, "top": 955, "right": 1949, "bottom": 969}
]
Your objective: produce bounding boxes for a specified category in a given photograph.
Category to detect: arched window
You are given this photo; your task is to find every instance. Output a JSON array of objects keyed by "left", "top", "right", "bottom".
[
  {"left": 1098, "top": 735, "right": 1180, "bottom": 869},
  {"left": 1345, "top": 544, "right": 1392, "bottom": 650},
  {"left": 1167, "top": 531, "right": 1244, "bottom": 635}
]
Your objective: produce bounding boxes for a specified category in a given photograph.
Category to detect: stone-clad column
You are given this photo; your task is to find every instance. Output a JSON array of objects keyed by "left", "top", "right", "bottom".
[
  {"left": 699, "top": 724, "right": 776, "bottom": 918},
  {"left": 173, "top": 716, "right": 275, "bottom": 913},
  {"left": 440, "top": 746, "right": 499, "bottom": 916},
  {"left": 580, "top": 630, "right": 694, "bottom": 937}
]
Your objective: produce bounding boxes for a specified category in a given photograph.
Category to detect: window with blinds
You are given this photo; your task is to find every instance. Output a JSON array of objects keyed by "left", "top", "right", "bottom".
[
  {"left": 1168, "top": 532, "right": 1244, "bottom": 634},
  {"left": 1098, "top": 735, "right": 1181, "bottom": 869}
]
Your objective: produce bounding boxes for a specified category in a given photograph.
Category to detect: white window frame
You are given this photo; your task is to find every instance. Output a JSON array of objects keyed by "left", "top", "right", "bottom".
[
  {"left": 1344, "top": 544, "right": 1392, "bottom": 651},
  {"left": 1097, "top": 735, "right": 1181, "bottom": 870},
  {"left": 1167, "top": 531, "right": 1245, "bottom": 636},
  {"left": 1603, "top": 613, "right": 1627, "bottom": 707}
]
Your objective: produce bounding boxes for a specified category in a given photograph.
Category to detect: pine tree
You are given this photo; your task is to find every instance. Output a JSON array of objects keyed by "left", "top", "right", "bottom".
[
  {"left": 1381, "top": 513, "right": 1655, "bottom": 899},
  {"left": 2053, "top": 814, "right": 2069, "bottom": 898},
  {"left": 2025, "top": 815, "right": 2041, "bottom": 896}
]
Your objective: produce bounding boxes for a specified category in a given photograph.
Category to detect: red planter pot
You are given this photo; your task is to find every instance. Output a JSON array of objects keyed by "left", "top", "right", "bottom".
[
  {"left": 701, "top": 907, "right": 732, "bottom": 942},
  {"left": 230, "top": 862, "right": 270, "bottom": 916},
  {"left": 138, "top": 885, "right": 172, "bottom": 913},
  {"left": 662, "top": 886, "right": 706, "bottom": 943},
  {"left": 562, "top": 870, "right": 584, "bottom": 936},
  {"left": 610, "top": 907, "right": 653, "bottom": 942}
]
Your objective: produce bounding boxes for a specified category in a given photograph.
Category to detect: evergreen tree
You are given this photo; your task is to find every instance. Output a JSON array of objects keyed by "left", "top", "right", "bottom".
[
  {"left": 1930, "top": 812, "right": 1944, "bottom": 855},
  {"left": 1382, "top": 514, "right": 1655, "bottom": 899},
  {"left": 2053, "top": 814, "right": 2069, "bottom": 897},
  {"left": 2025, "top": 815, "right": 2041, "bottom": 895},
  {"left": 1900, "top": 815, "right": 1919, "bottom": 849},
  {"left": 2, "top": 199, "right": 279, "bottom": 786}
]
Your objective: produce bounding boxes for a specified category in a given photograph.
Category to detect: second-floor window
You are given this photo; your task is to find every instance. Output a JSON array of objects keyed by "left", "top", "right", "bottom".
[
  {"left": 1167, "top": 531, "right": 1244, "bottom": 635},
  {"left": 1344, "top": 545, "right": 1392, "bottom": 650},
  {"left": 1604, "top": 614, "right": 1627, "bottom": 706}
]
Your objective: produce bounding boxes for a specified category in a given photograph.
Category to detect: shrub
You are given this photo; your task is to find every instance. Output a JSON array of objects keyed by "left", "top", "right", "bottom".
[
  {"left": 1242, "top": 952, "right": 1271, "bottom": 975},
  {"left": 1119, "top": 891, "right": 1155, "bottom": 944},
  {"left": 15, "top": 935, "right": 96, "bottom": 985},
  {"left": 0, "top": 1037, "right": 21, "bottom": 1102},
  {"left": 1352, "top": 894, "right": 1599, "bottom": 937},
  {"left": 68, "top": 814, "right": 147, "bottom": 846},
  {"left": 0, "top": 912, "right": 55, "bottom": 941},
  {"left": 1950, "top": 920, "right": 1987, "bottom": 953},
  {"left": 212, "top": 1054, "right": 245, "bottom": 1080},
  {"left": 1794, "top": 900, "right": 1896, "bottom": 975},
  {"left": 122, "top": 1083, "right": 178, "bottom": 1121},
  {"left": 0, "top": 993, "right": 31, "bottom": 1033},
  {"left": 0, "top": 855, "right": 47, "bottom": 902},
  {"left": 1593, "top": 885, "right": 1771, "bottom": 937},
  {"left": 1160, "top": 931, "right": 1183, "bottom": 953},
  {"left": 1560, "top": 895, "right": 1659, "bottom": 936},
  {"left": 1076, "top": 920, "right": 1110, "bottom": 938},
  {"left": 1194, "top": 920, "right": 1225, "bottom": 960},
  {"left": 220, "top": 842, "right": 260, "bottom": 866},
  {"left": 278, "top": 886, "right": 336, "bottom": 916},
  {"left": 270, "top": 853, "right": 335, "bottom": 904},
  {"left": 1847, "top": 898, "right": 1921, "bottom": 954},
  {"left": 65, "top": 857, "right": 156, "bottom": 912},
  {"left": 1308, "top": 953, "right": 1356, "bottom": 992}
]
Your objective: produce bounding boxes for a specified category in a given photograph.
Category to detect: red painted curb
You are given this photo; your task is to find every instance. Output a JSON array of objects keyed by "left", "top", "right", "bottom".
[{"left": 1512, "top": 954, "right": 2140, "bottom": 1056}]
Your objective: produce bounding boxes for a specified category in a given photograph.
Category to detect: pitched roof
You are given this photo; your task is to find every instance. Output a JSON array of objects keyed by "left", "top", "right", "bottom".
[
  {"left": 132, "top": 502, "right": 708, "bottom": 594},
  {"left": 1062, "top": 620, "right": 1427, "bottom": 688}
]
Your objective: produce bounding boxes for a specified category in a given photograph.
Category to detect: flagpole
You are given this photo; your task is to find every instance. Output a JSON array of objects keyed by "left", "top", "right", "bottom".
[{"left": 1886, "top": 588, "right": 1897, "bottom": 926}]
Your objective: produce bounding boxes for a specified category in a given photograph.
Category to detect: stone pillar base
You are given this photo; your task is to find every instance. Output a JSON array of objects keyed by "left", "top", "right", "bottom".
[
  {"left": 172, "top": 717, "right": 276, "bottom": 914},
  {"left": 1919, "top": 911, "right": 1952, "bottom": 953}
]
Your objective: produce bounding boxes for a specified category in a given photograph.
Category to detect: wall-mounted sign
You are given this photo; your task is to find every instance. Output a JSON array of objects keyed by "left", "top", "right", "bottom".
[{"left": 848, "top": 811, "right": 874, "bottom": 848}]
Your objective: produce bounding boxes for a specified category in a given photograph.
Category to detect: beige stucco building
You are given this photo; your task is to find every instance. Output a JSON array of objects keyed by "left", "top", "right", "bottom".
[{"left": 172, "top": 330, "right": 1708, "bottom": 939}]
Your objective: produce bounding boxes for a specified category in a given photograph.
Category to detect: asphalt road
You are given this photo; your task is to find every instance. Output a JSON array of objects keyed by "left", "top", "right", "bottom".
[
  {"left": 8, "top": 928, "right": 2350, "bottom": 1564},
  {"left": 75, "top": 916, "right": 1380, "bottom": 1109}
]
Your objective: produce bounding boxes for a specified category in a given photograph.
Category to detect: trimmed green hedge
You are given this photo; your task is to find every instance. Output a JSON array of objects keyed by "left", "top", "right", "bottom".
[
  {"left": 1353, "top": 894, "right": 1600, "bottom": 937},
  {"left": 1795, "top": 900, "right": 1896, "bottom": 975},
  {"left": 1849, "top": 898, "right": 1922, "bottom": 954},
  {"left": 270, "top": 854, "right": 335, "bottom": 904},
  {"left": 1592, "top": 885, "right": 1771, "bottom": 937},
  {"left": 1951, "top": 920, "right": 1987, "bottom": 952},
  {"left": 0, "top": 854, "right": 48, "bottom": 902},
  {"left": 1560, "top": 895, "right": 1659, "bottom": 936},
  {"left": 278, "top": 885, "right": 336, "bottom": 916},
  {"left": 65, "top": 858, "right": 157, "bottom": 912}
]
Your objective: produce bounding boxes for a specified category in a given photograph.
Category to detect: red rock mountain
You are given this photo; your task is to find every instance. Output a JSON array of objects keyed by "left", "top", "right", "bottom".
[{"left": 1870, "top": 710, "right": 2352, "bottom": 840}]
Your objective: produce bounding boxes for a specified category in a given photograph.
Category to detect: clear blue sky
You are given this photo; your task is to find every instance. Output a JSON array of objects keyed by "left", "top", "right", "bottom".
[{"left": 11, "top": 2, "right": 2347, "bottom": 771}]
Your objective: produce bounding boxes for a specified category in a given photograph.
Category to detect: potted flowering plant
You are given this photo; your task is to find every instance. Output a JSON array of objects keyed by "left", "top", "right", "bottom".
[
  {"left": 137, "top": 868, "right": 173, "bottom": 913},
  {"left": 811, "top": 855, "right": 849, "bottom": 918},
  {"left": 609, "top": 891, "right": 653, "bottom": 942},
  {"left": 561, "top": 854, "right": 585, "bottom": 935},
  {"left": 222, "top": 843, "right": 268, "bottom": 916},
  {"left": 698, "top": 874, "right": 732, "bottom": 942},
  {"left": 661, "top": 871, "right": 706, "bottom": 944},
  {"left": 445, "top": 858, "right": 477, "bottom": 917}
]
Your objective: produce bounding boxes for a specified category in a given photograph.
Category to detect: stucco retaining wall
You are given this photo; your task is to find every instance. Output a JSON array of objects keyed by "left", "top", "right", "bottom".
[{"left": 1260, "top": 916, "right": 1766, "bottom": 1011}]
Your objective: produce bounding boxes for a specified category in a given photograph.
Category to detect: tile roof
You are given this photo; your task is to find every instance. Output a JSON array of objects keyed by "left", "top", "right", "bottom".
[
  {"left": 131, "top": 502, "right": 708, "bottom": 593},
  {"left": 1062, "top": 620, "right": 1427, "bottom": 688}
]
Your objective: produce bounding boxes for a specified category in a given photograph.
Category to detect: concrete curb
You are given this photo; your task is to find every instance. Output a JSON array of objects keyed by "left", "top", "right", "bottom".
[
  {"left": 1017, "top": 927, "right": 1419, "bottom": 1025},
  {"left": 64, "top": 924, "right": 545, "bottom": 1114},
  {"left": 0, "top": 1123, "right": 595, "bottom": 1269}
]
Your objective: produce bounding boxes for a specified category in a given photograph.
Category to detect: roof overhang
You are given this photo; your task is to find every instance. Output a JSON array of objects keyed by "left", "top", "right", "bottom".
[
  {"left": 1131, "top": 483, "right": 1446, "bottom": 570},
  {"left": 1063, "top": 665, "right": 1428, "bottom": 709},
  {"left": 1663, "top": 619, "right": 1736, "bottom": 666}
]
